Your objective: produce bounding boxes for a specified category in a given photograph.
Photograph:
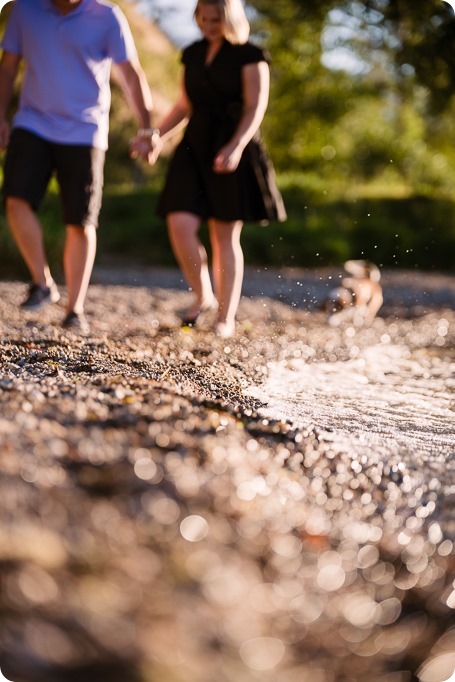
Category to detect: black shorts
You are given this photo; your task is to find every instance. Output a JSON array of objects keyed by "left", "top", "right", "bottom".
[{"left": 2, "top": 128, "right": 105, "bottom": 228}]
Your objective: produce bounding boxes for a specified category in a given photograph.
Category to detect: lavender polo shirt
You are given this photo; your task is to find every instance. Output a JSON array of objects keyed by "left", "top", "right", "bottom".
[{"left": 1, "top": 0, "right": 138, "bottom": 150}]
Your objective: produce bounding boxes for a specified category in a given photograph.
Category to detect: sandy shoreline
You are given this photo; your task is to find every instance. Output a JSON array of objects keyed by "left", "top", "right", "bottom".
[{"left": 0, "top": 269, "right": 454, "bottom": 681}]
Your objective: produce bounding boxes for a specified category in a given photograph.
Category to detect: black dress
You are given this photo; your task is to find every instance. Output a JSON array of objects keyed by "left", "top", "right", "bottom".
[{"left": 156, "top": 38, "right": 286, "bottom": 224}]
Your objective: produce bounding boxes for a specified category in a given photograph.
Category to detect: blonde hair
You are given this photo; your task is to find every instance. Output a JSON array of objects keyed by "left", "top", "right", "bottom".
[{"left": 194, "top": 0, "right": 250, "bottom": 45}]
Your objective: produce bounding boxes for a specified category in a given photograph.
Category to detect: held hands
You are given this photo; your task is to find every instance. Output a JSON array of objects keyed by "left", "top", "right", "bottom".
[
  {"left": 129, "top": 128, "right": 162, "bottom": 165},
  {"left": 213, "top": 143, "right": 243, "bottom": 174}
]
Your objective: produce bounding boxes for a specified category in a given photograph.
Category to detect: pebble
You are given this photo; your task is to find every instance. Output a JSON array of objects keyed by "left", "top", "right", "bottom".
[{"left": 0, "top": 274, "right": 454, "bottom": 682}]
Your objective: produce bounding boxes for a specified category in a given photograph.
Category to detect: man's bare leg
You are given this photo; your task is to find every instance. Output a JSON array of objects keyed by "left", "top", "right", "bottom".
[
  {"left": 63, "top": 224, "right": 97, "bottom": 315},
  {"left": 6, "top": 196, "right": 54, "bottom": 288}
]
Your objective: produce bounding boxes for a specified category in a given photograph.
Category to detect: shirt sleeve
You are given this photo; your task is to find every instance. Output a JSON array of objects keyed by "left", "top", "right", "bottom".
[
  {"left": 1, "top": 1, "right": 23, "bottom": 56},
  {"left": 239, "top": 42, "right": 271, "bottom": 66},
  {"left": 106, "top": 6, "right": 138, "bottom": 64}
]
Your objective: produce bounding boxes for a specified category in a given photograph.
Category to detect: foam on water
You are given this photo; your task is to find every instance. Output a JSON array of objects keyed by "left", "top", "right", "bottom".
[{"left": 248, "top": 344, "right": 454, "bottom": 460}]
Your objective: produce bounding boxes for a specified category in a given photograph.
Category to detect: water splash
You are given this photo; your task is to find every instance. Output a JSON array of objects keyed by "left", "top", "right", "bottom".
[{"left": 248, "top": 343, "right": 454, "bottom": 459}]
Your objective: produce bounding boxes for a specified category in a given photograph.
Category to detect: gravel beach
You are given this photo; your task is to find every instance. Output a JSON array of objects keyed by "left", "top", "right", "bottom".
[{"left": 0, "top": 266, "right": 454, "bottom": 682}]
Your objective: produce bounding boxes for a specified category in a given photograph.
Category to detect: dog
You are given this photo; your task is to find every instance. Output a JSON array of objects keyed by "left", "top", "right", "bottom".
[{"left": 322, "top": 260, "right": 383, "bottom": 326}]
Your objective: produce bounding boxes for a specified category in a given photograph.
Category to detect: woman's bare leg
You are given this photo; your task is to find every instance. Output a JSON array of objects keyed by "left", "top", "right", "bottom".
[
  {"left": 167, "top": 211, "right": 214, "bottom": 319},
  {"left": 209, "top": 219, "right": 243, "bottom": 336}
]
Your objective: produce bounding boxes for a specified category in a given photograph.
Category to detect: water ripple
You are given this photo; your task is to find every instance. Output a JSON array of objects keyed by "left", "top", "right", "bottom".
[{"left": 248, "top": 344, "right": 454, "bottom": 460}]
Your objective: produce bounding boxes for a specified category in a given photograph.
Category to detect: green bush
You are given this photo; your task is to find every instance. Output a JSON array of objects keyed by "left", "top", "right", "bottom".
[{"left": 1, "top": 171, "right": 454, "bottom": 279}]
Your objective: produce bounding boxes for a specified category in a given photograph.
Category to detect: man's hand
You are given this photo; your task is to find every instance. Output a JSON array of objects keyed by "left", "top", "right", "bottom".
[{"left": 129, "top": 130, "right": 162, "bottom": 165}]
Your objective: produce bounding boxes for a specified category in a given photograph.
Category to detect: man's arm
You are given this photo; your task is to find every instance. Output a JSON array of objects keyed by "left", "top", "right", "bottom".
[
  {"left": 112, "top": 58, "right": 153, "bottom": 130},
  {"left": 0, "top": 50, "right": 21, "bottom": 150},
  {"left": 112, "top": 57, "right": 160, "bottom": 162},
  {"left": 130, "top": 77, "right": 191, "bottom": 165}
]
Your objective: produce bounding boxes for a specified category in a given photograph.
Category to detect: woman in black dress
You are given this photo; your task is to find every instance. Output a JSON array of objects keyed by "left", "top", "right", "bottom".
[{"left": 149, "top": 0, "right": 286, "bottom": 337}]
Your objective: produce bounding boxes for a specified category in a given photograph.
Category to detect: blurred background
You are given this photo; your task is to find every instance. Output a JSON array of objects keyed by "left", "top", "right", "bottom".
[
  {"left": 0, "top": 5, "right": 454, "bottom": 682},
  {"left": 1, "top": 0, "right": 455, "bottom": 276}
]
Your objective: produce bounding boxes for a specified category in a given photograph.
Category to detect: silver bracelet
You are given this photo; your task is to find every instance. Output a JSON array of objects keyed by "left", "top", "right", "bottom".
[{"left": 137, "top": 128, "right": 160, "bottom": 139}]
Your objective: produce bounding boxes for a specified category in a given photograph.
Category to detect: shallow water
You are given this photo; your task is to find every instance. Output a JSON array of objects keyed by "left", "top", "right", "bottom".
[{"left": 248, "top": 343, "right": 455, "bottom": 461}]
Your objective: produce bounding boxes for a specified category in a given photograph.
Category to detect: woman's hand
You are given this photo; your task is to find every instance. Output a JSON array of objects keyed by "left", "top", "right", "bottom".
[
  {"left": 212, "top": 61, "right": 269, "bottom": 175},
  {"left": 213, "top": 143, "right": 243, "bottom": 173}
]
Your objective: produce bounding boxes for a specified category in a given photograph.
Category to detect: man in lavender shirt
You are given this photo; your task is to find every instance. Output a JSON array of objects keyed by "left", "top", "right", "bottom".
[{"left": 0, "top": 0, "right": 159, "bottom": 333}]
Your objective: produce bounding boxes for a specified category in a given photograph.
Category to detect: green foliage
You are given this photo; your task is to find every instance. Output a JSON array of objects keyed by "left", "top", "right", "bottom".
[
  {"left": 376, "top": 0, "right": 455, "bottom": 113},
  {"left": 1, "top": 0, "right": 455, "bottom": 277},
  {"left": 249, "top": 175, "right": 455, "bottom": 271},
  {"left": 100, "top": 182, "right": 447, "bottom": 272},
  {"left": 3, "top": 173, "right": 452, "bottom": 278},
  {"left": 255, "top": 1, "right": 353, "bottom": 172},
  {"left": 253, "top": 0, "right": 455, "bottom": 200}
]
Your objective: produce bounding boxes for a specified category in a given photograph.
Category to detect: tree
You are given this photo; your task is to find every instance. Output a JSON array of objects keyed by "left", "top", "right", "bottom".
[
  {"left": 252, "top": 0, "right": 353, "bottom": 171},
  {"left": 251, "top": 0, "right": 455, "bottom": 193}
]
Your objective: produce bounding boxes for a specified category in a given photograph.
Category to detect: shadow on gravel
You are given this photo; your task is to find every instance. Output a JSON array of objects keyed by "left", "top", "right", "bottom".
[{"left": 0, "top": 273, "right": 454, "bottom": 682}]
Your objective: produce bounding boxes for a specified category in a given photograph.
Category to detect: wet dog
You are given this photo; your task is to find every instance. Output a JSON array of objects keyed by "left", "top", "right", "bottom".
[{"left": 322, "top": 260, "right": 383, "bottom": 326}]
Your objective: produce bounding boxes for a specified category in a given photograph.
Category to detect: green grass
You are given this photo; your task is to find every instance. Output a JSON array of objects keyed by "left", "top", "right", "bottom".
[{"left": 1, "top": 171, "right": 454, "bottom": 279}]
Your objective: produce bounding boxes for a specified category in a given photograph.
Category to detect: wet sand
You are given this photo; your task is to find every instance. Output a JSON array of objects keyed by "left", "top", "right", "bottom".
[{"left": 0, "top": 266, "right": 454, "bottom": 682}]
